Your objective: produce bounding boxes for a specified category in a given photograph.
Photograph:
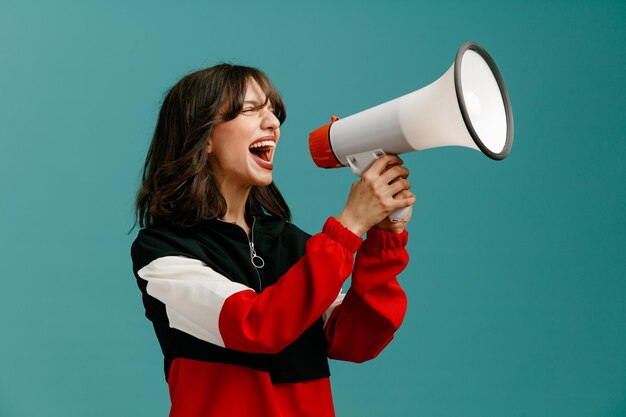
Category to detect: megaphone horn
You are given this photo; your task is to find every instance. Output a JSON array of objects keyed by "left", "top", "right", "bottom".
[{"left": 309, "top": 42, "right": 514, "bottom": 221}]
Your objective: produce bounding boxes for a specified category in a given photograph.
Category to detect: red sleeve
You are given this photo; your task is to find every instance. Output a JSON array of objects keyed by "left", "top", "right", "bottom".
[
  {"left": 324, "top": 227, "right": 409, "bottom": 363},
  {"left": 218, "top": 217, "right": 362, "bottom": 354}
]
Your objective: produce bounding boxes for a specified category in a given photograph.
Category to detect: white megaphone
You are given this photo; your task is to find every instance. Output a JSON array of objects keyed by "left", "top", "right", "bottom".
[{"left": 309, "top": 42, "right": 514, "bottom": 222}]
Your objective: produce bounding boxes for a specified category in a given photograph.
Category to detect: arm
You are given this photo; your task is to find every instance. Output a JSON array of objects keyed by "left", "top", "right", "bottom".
[
  {"left": 134, "top": 217, "right": 362, "bottom": 354},
  {"left": 324, "top": 227, "right": 409, "bottom": 363}
]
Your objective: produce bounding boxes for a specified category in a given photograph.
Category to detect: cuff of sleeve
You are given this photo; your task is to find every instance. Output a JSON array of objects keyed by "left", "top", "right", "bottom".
[
  {"left": 363, "top": 227, "right": 408, "bottom": 251},
  {"left": 323, "top": 217, "right": 363, "bottom": 253}
]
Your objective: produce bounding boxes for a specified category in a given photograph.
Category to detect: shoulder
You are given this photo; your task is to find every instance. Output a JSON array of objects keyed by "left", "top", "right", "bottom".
[{"left": 131, "top": 223, "right": 204, "bottom": 273}]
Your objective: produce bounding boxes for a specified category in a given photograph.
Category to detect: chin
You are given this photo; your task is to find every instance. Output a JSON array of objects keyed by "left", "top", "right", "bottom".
[
  {"left": 245, "top": 157, "right": 275, "bottom": 187},
  {"left": 248, "top": 173, "right": 273, "bottom": 187},
  {"left": 256, "top": 177, "right": 273, "bottom": 187}
]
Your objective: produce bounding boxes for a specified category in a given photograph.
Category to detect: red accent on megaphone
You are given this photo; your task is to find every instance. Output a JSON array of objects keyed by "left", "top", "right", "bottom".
[{"left": 308, "top": 116, "right": 342, "bottom": 168}]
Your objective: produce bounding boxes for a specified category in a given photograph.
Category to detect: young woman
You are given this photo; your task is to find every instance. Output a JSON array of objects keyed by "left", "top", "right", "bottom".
[{"left": 131, "top": 64, "right": 416, "bottom": 417}]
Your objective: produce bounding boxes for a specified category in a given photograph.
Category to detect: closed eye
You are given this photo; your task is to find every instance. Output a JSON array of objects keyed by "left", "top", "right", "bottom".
[{"left": 241, "top": 99, "right": 273, "bottom": 115}]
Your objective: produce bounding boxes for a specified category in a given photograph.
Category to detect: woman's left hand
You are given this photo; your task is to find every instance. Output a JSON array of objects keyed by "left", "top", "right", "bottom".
[{"left": 374, "top": 189, "right": 413, "bottom": 233}]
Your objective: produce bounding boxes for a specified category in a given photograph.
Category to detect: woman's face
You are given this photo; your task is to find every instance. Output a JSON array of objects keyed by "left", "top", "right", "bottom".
[{"left": 207, "top": 78, "right": 281, "bottom": 190}]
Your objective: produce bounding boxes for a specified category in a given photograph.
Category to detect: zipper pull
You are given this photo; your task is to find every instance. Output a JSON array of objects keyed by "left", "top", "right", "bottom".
[{"left": 249, "top": 241, "right": 265, "bottom": 269}]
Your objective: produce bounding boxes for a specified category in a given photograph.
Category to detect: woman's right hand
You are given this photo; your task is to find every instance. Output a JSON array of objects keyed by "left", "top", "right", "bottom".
[{"left": 337, "top": 154, "right": 416, "bottom": 236}]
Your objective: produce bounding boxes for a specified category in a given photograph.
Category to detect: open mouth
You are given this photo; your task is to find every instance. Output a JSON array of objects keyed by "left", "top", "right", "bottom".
[{"left": 249, "top": 140, "right": 276, "bottom": 164}]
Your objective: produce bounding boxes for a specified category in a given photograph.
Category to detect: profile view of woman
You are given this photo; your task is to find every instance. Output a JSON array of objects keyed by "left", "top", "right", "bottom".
[{"left": 131, "top": 64, "right": 415, "bottom": 417}]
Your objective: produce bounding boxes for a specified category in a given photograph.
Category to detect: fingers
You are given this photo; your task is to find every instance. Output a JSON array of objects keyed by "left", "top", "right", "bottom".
[
  {"left": 380, "top": 164, "right": 409, "bottom": 185},
  {"left": 386, "top": 176, "right": 410, "bottom": 198},
  {"left": 363, "top": 154, "right": 409, "bottom": 184},
  {"left": 366, "top": 154, "right": 403, "bottom": 176},
  {"left": 376, "top": 187, "right": 415, "bottom": 221},
  {"left": 385, "top": 190, "right": 415, "bottom": 213},
  {"left": 373, "top": 189, "right": 415, "bottom": 234},
  {"left": 362, "top": 156, "right": 409, "bottom": 185},
  {"left": 395, "top": 189, "right": 416, "bottom": 207},
  {"left": 341, "top": 154, "right": 415, "bottom": 234},
  {"left": 360, "top": 154, "right": 413, "bottom": 209}
]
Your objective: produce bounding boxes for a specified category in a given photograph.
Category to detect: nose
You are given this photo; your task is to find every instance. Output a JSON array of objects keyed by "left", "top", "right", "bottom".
[{"left": 261, "top": 107, "right": 280, "bottom": 132}]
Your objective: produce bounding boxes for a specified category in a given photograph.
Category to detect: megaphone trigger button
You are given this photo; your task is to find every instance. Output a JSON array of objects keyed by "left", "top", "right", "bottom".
[{"left": 330, "top": 115, "right": 340, "bottom": 122}]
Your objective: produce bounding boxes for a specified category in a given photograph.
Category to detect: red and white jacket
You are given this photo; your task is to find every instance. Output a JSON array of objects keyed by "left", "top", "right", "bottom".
[{"left": 131, "top": 216, "right": 409, "bottom": 417}]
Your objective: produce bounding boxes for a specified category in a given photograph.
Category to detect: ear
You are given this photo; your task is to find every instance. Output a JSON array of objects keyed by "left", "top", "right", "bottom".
[{"left": 206, "top": 138, "right": 213, "bottom": 154}]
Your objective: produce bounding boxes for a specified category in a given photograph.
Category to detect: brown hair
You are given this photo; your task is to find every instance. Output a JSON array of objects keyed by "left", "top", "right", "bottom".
[{"left": 135, "top": 64, "right": 290, "bottom": 228}]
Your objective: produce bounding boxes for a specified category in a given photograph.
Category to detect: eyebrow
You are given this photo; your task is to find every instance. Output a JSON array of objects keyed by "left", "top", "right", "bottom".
[{"left": 243, "top": 99, "right": 274, "bottom": 109}]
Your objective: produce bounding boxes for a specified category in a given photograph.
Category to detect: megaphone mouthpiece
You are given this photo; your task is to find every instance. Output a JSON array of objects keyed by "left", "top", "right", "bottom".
[{"left": 309, "top": 116, "right": 342, "bottom": 168}]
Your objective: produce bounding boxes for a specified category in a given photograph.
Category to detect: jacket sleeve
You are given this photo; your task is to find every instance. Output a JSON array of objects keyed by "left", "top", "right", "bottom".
[
  {"left": 324, "top": 227, "right": 409, "bottom": 363},
  {"left": 133, "top": 217, "right": 362, "bottom": 354}
]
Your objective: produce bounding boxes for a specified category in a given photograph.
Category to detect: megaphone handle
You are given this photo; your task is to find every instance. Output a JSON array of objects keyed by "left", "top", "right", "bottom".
[
  {"left": 346, "top": 149, "right": 386, "bottom": 176},
  {"left": 346, "top": 149, "right": 412, "bottom": 223},
  {"left": 389, "top": 206, "right": 411, "bottom": 223}
]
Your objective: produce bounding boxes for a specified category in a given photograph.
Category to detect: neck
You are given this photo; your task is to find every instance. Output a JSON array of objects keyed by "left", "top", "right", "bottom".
[{"left": 218, "top": 178, "right": 252, "bottom": 234}]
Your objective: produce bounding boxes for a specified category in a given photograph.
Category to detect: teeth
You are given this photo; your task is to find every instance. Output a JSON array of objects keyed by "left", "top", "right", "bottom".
[{"left": 249, "top": 140, "right": 276, "bottom": 149}]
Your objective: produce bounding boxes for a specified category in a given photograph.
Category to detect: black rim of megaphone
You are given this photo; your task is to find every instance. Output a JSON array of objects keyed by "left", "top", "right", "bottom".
[{"left": 454, "top": 42, "right": 514, "bottom": 160}]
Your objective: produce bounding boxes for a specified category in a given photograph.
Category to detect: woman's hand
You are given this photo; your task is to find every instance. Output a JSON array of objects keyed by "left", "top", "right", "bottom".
[
  {"left": 337, "top": 155, "right": 415, "bottom": 236},
  {"left": 374, "top": 190, "right": 413, "bottom": 233}
]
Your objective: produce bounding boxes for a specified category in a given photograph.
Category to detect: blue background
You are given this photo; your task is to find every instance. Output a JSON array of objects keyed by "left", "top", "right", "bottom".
[{"left": 1, "top": 0, "right": 625, "bottom": 416}]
